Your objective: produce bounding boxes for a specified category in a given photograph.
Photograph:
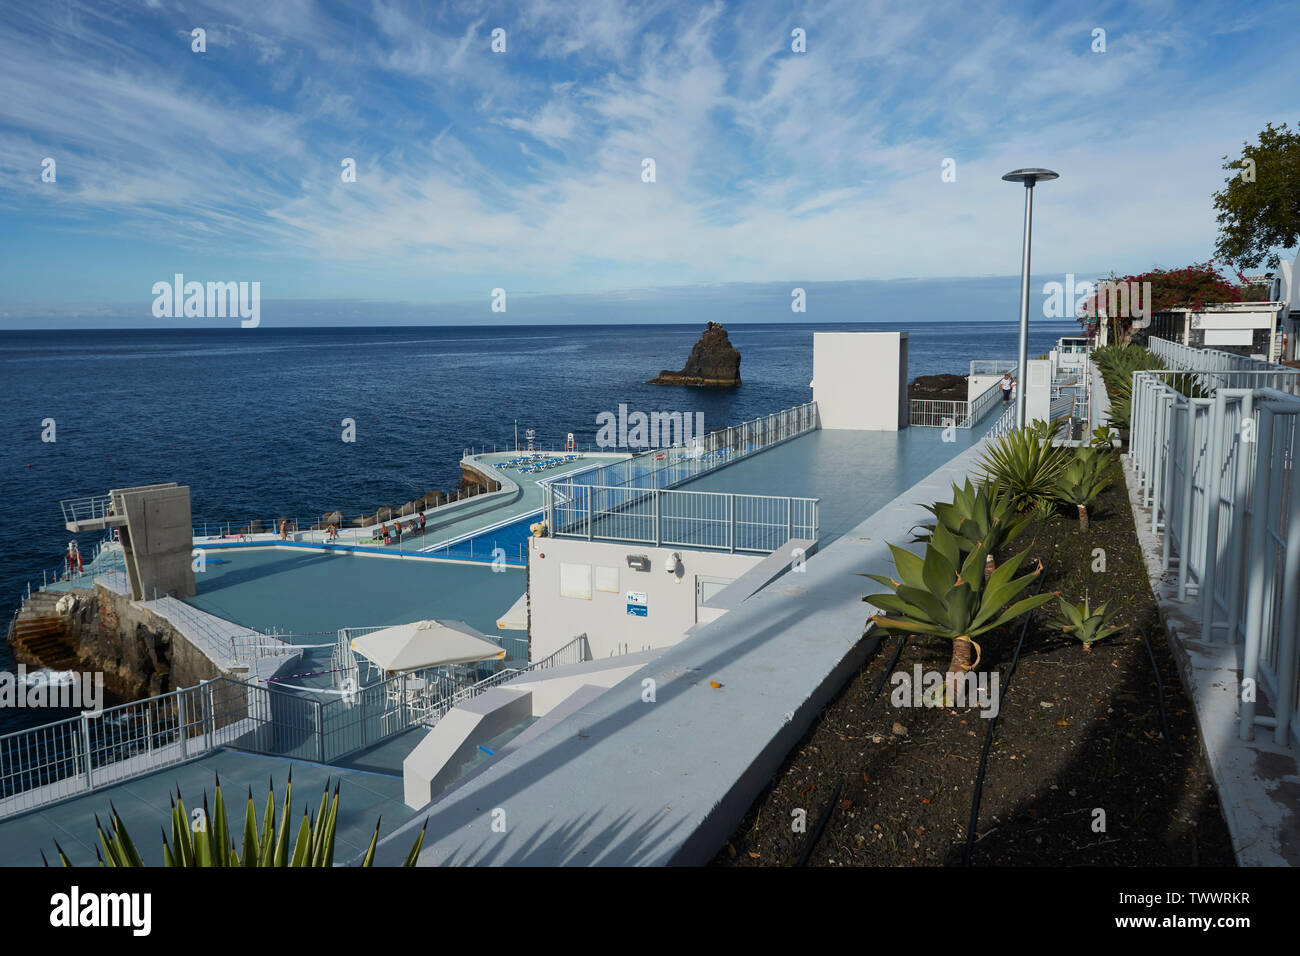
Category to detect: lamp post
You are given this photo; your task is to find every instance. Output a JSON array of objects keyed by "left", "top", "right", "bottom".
[{"left": 1001, "top": 168, "right": 1059, "bottom": 429}]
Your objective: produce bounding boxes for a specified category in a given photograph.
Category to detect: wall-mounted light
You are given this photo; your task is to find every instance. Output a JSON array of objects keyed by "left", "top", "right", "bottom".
[
  {"left": 664, "top": 552, "right": 682, "bottom": 576},
  {"left": 627, "top": 555, "right": 650, "bottom": 571}
]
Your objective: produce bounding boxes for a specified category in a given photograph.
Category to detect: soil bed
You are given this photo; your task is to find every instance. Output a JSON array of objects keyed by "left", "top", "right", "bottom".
[{"left": 712, "top": 461, "right": 1235, "bottom": 866}]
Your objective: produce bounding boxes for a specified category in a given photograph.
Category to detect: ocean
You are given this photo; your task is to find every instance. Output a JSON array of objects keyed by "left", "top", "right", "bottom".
[{"left": 0, "top": 319, "right": 1079, "bottom": 733}]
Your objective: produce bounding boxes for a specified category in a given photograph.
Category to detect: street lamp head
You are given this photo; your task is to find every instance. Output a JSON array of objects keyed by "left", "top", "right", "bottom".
[{"left": 1002, "top": 167, "right": 1059, "bottom": 187}]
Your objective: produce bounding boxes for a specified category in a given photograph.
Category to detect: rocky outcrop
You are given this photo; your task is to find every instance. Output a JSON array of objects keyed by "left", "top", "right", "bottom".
[
  {"left": 650, "top": 322, "right": 741, "bottom": 387},
  {"left": 9, "top": 585, "right": 223, "bottom": 702},
  {"left": 909, "top": 373, "right": 968, "bottom": 402}
]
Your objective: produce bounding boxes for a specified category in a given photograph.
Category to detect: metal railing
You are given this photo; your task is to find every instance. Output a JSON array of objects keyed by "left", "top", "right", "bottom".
[
  {"left": 1149, "top": 336, "right": 1300, "bottom": 396},
  {"left": 562, "top": 402, "right": 818, "bottom": 495},
  {"left": 1125, "top": 349, "right": 1300, "bottom": 747},
  {"left": 0, "top": 681, "right": 236, "bottom": 819},
  {"left": 0, "top": 633, "right": 595, "bottom": 819},
  {"left": 58, "top": 494, "right": 117, "bottom": 527},
  {"left": 910, "top": 380, "right": 1003, "bottom": 429},
  {"left": 970, "top": 359, "right": 1019, "bottom": 376},
  {"left": 545, "top": 484, "right": 818, "bottom": 553}
]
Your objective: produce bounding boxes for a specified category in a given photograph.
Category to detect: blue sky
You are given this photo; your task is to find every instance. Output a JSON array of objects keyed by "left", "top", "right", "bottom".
[{"left": 0, "top": 0, "right": 1292, "bottom": 326}]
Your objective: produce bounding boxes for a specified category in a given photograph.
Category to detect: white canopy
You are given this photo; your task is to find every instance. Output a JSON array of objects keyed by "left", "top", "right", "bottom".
[
  {"left": 496, "top": 593, "right": 528, "bottom": 631},
  {"left": 350, "top": 619, "right": 505, "bottom": 673}
]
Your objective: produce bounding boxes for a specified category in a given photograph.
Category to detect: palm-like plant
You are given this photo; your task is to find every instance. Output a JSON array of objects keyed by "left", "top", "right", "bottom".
[
  {"left": 979, "top": 425, "right": 1072, "bottom": 517},
  {"left": 1055, "top": 447, "right": 1112, "bottom": 531},
  {"left": 864, "top": 522, "right": 1055, "bottom": 692},
  {"left": 1088, "top": 424, "right": 1116, "bottom": 452},
  {"left": 911, "top": 478, "right": 1028, "bottom": 578},
  {"left": 1056, "top": 594, "right": 1124, "bottom": 651},
  {"left": 44, "top": 771, "right": 427, "bottom": 867}
]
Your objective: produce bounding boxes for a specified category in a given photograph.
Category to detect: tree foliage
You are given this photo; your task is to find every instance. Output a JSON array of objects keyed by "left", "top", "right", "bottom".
[{"left": 1212, "top": 122, "right": 1300, "bottom": 268}]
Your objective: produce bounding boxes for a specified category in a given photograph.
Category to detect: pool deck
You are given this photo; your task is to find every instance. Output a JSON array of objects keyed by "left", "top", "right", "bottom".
[
  {"left": 369, "top": 436, "right": 993, "bottom": 866},
  {"left": 0, "top": 747, "right": 415, "bottom": 867}
]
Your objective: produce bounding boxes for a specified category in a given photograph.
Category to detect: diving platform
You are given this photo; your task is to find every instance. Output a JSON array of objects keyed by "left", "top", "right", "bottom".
[{"left": 59, "top": 483, "right": 195, "bottom": 600}]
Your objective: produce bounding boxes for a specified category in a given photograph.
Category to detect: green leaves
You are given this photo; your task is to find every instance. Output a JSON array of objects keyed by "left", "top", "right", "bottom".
[
  {"left": 979, "top": 424, "right": 1072, "bottom": 516},
  {"left": 50, "top": 772, "right": 426, "bottom": 867},
  {"left": 1057, "top": 594, "right": 1125, "bottom": 648},
  {"left": 1056, "top": 446, "right": 1111, "bottom": 509},
  {"left": 912, "top": 478, "right": 1028, "bottom": 559}
]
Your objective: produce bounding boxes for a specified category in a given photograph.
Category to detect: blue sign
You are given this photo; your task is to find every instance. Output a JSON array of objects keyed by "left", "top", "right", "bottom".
[{"left": 626, "top": 604, "right": 647, "bottom": 617}]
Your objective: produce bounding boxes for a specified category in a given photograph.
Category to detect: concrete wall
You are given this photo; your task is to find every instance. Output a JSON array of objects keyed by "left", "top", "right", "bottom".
[
  {"left": 403, "top": 687, "right": 532, "bottom": 808},
  {"left": 967, "top": 374, "right": 1005, "bottom": 403},
  {"left": 115, "top": 484, "right": 196, "bottom": 599},
  {"left": 812, "top": 332, "right": 908, "bottom": 431},
  {"left": 527, "top": 537, "right": 762, "bottom": 660},
  {"left": 1024, "top": 358, "right": 1052, "bottom": 425}
]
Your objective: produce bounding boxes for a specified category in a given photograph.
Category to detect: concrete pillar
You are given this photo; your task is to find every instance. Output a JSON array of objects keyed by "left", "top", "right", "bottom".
[
  {"left": 1024, "top": 359, "right": 1052, "bottom": 426},
  {"left": 113, "top": 483, "right": 196, "bottom": 600}
]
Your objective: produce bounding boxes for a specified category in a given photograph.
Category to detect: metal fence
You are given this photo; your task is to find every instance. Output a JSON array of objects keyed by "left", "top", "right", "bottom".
[
  {"left": 910, "top": 380, "right": 1003, "bottom": 428},
  {"left": 1149, "top": 335, "right": 1300, "bottom": 396},
  {"left": 545, "top": 484, "right": 818, "bottom": 553},
  {"left": 0, "top": 681, "right": 238, "bottom": 819},
  {"left": 564, "top": 402, "right": 818, "bottom": 494},
  {"left": 970, "top": 359, "right": 1019, "bottom": 376},
  {"left": 1127, "top": 354, "right": 1300, "bottom": 747},
  {"left": 0, "top": 634, "right": 593, "bottom": 820}
]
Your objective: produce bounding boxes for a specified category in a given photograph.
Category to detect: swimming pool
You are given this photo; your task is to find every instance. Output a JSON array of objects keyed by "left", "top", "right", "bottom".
[{"left": 423, "top": 511, "right": 541, "bottom": 565}]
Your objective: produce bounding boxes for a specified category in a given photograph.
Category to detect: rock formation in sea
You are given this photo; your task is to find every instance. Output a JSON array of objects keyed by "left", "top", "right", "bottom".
[
  {"left": 908, "top": 373, "right": 968, "bottom": 402},
  {"left": 649, "top": 322, "right": 741, "bottom": 386}
]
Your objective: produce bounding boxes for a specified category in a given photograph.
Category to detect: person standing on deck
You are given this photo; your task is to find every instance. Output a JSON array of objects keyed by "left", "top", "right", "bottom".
[
  {"left": 418, "top": 511, "right": 426, "bottom": 535},
  {"left": 1000, "top": 372, "right": 1015, "bottom": 406}
]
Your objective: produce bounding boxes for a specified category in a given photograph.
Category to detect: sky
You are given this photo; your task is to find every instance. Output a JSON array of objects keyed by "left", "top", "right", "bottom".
[{"left": 0, "top": 0, "right": 1292, "bottom": 327}]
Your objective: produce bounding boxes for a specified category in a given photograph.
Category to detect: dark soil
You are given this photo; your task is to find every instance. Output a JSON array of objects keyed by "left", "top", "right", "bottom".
[
  {"left": 908, "top": 373, "right": 968, "bottom": 401},
  {"left": 711, "top": 459, "right": 1235, "bottom": 866}
]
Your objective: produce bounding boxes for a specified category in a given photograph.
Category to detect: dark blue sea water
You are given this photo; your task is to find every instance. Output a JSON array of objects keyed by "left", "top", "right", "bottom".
[{"left": 0, "top": 320, "right": 1076, "bottom": 733}]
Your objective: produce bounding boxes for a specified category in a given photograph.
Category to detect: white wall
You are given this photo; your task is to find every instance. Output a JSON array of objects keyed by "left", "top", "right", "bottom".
[
  {"left": 528, "top": 536, "right": 762, "bottom": 660},
  {"left": 812, "top": 331, "right": 908, "bottom": 430},
  {"left": 1025, "top": 359, "right": 1052, "bottom": 425},
  {"left": 967, "top": 374, "right": 1004, "bottom": 402}
]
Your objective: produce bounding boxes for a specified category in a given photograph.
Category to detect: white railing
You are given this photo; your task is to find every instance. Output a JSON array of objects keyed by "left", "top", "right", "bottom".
[
  {"left": 910, "top": 380, "right": 1003, "bottom": 429},
  {"left": 1149, "top": 336, "right": 1300, "bottom": 395},
  {"left": 566, "top": 401, "right": 818, "bottom": 494},
  {"left": 1125, "top": 349, "right": 1300, "bottom": 747},
  {"left": 545, "top": 484, "right": 818, "bottom": 553}
]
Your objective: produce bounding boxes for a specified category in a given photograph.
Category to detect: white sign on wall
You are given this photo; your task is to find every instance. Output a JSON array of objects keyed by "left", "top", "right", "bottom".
[{"left": 626, "top": 590, "right": 647, "bottom": 617}]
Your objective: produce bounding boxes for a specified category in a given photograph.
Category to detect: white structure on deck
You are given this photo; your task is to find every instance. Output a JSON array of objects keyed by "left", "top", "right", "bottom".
[{"left": 812, "top": 331, "right": 908, "bottom": 430}]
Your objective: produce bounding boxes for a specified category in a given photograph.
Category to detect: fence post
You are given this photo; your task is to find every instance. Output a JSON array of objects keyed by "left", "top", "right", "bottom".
[
  {"left": 314, "top": 701, "right": 324, "bottom": 762},
  {"left": 1272, "top": 421, "right": 1300, "bottom": 746},
  {"left": 1240, "top": 405, "right": 1277, "bottom": 740},
  {"left": 654, "top": 489, "right": 661, "bottom": 546},
  {"left": 205, "top": 680, "right": 215, "bottom": 751},
  {"left": 1200, "top": 393, "right": 1227, "bottom": 641},
  {"left": 80, "top": 712, "right": 94, "bottom": 789},
  {"left": 178, "top": 690, "right": 189, "bottom": 758},
  {"left": 728, "top": 495, "right": 736, "bottom": 553}
]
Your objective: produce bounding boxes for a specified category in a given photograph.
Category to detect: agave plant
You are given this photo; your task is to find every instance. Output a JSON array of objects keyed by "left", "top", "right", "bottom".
[
  {"left": 1088, "top": 424, "right": 1116, "bottom": 452},
  {"left": 1091, "top": 344, "right": 1163, "bottom": 430},
  {"left": 1055, "top": 446, "right": 1112, "bottom": 531},
  {"left": 864, "top": 521, "right": 1055, "bottom": 692},
  {"left": 911, "top": 478, "right": 1028, "bottom": 578},
  {"left": 1056, "top": 593, "right": 1124, "bottom": 651},
  {"left": 44, "top": 770, "right": 427, "bottom": 867},
  {"left": 979, "top": 425, "right": 1072, "bottom": 517}
]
